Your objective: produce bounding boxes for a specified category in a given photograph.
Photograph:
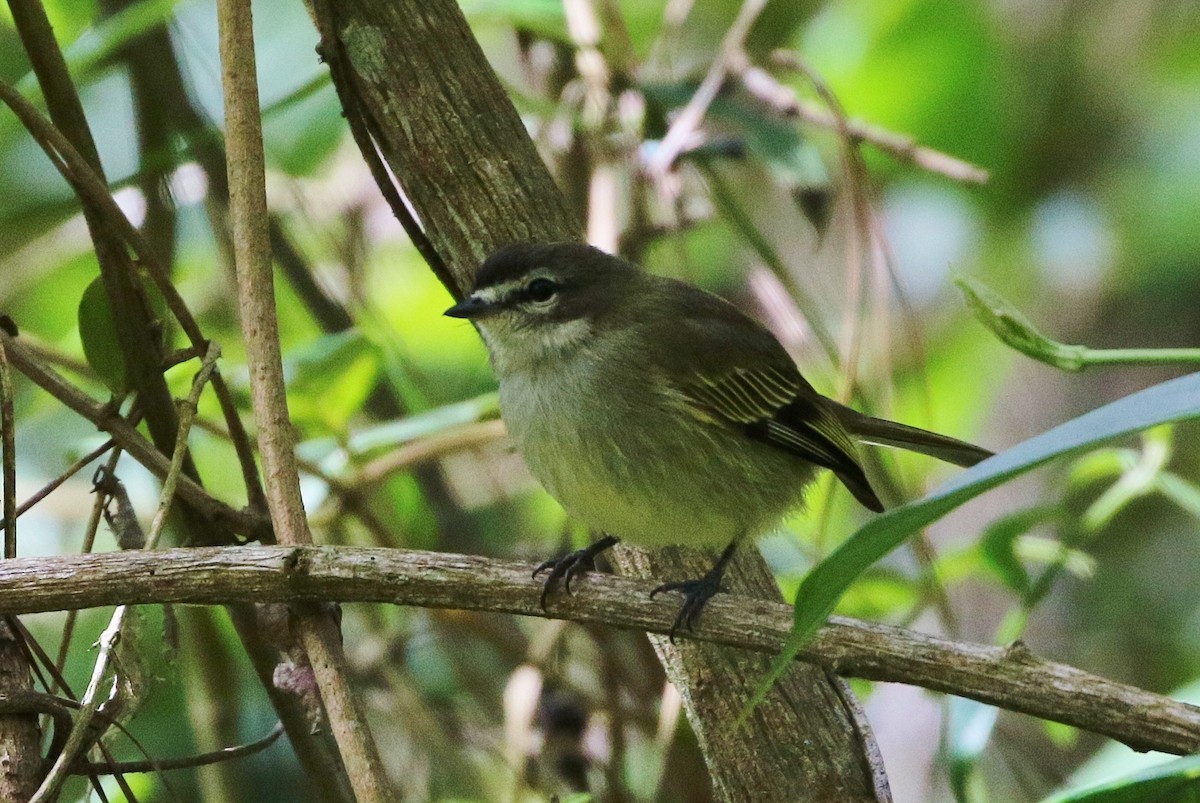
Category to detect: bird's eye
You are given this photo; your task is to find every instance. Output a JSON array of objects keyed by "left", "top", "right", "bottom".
[{"left": 526, "top": 278, "right": 559, "bottom": 303}]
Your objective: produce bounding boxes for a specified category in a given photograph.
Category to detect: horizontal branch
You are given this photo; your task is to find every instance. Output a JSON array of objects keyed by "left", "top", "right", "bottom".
[{"left": 3, "top": 545, "right": 1197, "bottom": 755}]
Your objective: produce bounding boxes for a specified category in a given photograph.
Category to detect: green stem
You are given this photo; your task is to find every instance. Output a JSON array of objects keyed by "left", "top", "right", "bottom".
[{"left": 1076, "top": 347, "right": 1200, "bottom": 366}]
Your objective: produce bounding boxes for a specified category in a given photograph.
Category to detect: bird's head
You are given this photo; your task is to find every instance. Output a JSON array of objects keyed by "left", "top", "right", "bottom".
[{"left": 445, "top": 242, "right": 640, "bottom": 368}]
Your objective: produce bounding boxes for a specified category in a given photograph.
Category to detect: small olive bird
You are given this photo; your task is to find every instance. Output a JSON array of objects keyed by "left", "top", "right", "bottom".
[{"left": 446, "top": 242, "right": 991, "bottom": 636}]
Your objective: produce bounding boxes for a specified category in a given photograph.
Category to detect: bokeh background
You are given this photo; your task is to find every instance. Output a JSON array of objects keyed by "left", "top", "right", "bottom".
[{"left": 2, "top": 0, "right": 1199, "bottom": 800}]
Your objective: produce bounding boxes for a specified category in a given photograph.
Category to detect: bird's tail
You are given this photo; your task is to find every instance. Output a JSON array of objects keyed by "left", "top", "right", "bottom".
[{"left": 830, "top": 401, "right": 993, "bottom": 468}]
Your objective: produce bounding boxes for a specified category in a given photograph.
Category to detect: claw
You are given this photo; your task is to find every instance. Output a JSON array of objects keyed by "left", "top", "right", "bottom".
[
  {"left": 649, "top": 540, "right": 739, "bottom": 642},
  {"left": 651, "top": 577, "right": 724, "bottom": 642},
  {"left": 534, "top": 535, "right": 619, "bottom": 610}
]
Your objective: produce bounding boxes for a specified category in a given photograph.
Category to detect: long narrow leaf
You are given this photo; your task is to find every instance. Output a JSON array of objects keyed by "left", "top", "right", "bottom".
[
  {"left": 1040, "top": 754, "right": 1200, "bottom": 802},
  {"left": 746, "top": 371, "right": 1200, "bottom": 711}
]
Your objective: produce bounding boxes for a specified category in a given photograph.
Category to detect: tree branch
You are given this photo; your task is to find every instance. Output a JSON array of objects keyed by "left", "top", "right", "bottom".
[
  {"left": 0, "top": 332, "right": 268, "bottom": 540},
  {"left": 308, "top": 0, "right": 888, "bottom": 797},
  {"left": 6, "top": 0, "right": 206, "bottom": 528},
  {"left": 216, "top": 0, "right": 391, "bottom": 799},
  {"left": 730, "top": 51, "right": 991, "bottom": 185},
  {"left": 2, "top": 545, "right": 1196, "bottom": 757}
]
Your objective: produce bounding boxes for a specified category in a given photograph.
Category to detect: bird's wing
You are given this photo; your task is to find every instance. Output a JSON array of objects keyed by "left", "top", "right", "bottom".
[
  {"left": 675, "top": 365, "right": 883, "bottom": 512},
  {"left": 681, "top": 365, "right": 839, "bottom": 461},
  {"left": 644, "top": 276, "right": 885, "bottom": 511}
]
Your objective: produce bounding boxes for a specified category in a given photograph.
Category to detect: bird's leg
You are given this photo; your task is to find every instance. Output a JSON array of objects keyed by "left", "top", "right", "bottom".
[
  {"left": 533, "top": 534, "right": 621, "bottom": 609},
  {"left": 650, "top": 539, "right": 739, "bottom": 641}
]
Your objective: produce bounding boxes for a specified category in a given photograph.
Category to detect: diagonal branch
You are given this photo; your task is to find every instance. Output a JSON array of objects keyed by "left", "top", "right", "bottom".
[
  {"left": 731, "top": 51, "right": 990, "bottom": 185},
  {"left": 645, "top": 0, "right": 768, "bottom": 177},
  {"left": 1, "top": 333, "right": 268, "bottom": 540}
]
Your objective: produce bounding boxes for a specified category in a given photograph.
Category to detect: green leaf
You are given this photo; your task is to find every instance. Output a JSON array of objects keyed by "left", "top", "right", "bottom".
[
  {"left": 346, "top": 392, "right": 500, "bottom": 456},
  {"left": 16, "top": 0, "right": 186, "bottom": 100},
  {"left": 958, "top": 277, "right": 1200, "bottom": 368},
  {"left": 1041, "top": 720, "right": 1079, "bottom": 749},
  {"left": 78, "top": 276, "right": 129, "bottom": 396},
  {"left": 979, "top": 505, "right": 1059, "bottom": 594},
  {"left": 956, "top": 276, "right": 1087, "bottom": 370},
  {"left": 261, "top": 79, "right": 344, "bottom": 176},
  {"left": 1065, "top": 447, "right": 1138, "bottom": 488},
  {"left": 1157, "top": 471, "right": 1200, "bottom": 519},
  {"left": 1040, "top": 754, "right": 1200, "bottom": 803},
  {"left": 284, "top": 329, "right": 380, "bottom": 432},
  {"left": 833, "top": 567, "right": 918, "bottom": 620},
  {"left": 746, "top": 371, "right": 1200, "bottom": 714},
  {"left": 1013, "top": 535, "right": 1095, "bottom": 578},
  {"left": 297, "top": 392, "right": 501, "bottom": 470},
  {"left": 77, "top": 274, "right": 167, "bottom": 397},
  {"left": 1080, "top": 428, "right": 1171, "bottom": 531}
]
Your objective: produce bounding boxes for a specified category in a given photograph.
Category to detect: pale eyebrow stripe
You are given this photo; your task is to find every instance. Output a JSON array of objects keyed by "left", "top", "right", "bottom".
[{"left": 473, "top": 270, "right": 557, "bottom": 302}]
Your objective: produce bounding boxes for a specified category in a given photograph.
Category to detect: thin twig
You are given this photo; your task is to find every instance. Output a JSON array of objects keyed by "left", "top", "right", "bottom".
[
  {"left": 563, "top": 0, "right": 611, "bottom": 128},
  {"left": 563, "top": 0, "right": 622, "bottom": 252},
  {"left": 0, "top": 545, "right": 1197, "bottom": 756},
  {"left": 778, "top": 53, "right": 874, "bottom": 403},
  {"left": 0, "top": 81, "right": 196, "bottom": 350},
  {"left": 3, "top": 685, "right": 181, "bottom": 796},
  {"left": 0, "top": 439, "right": 114, "bottom": 539},
  {"left": 697, "top": 163, "right": 842, "bottom": 365},
  {"left": 1, "top": 333, "right": 269, "bottom": 539},
  {"left": 5, "top": 2, "right": 206, "bottom": 545},
  {"left": 0, "top": 80, "right": 266, "bottom": 523},
  {"left": 645, "top": 0, "right": 767, "bottom": 177},
  {"left": 209, "top": 371, "right": 268, "bottom": 517},
  {"left": 31, "top": 604, "right": 133, "bottom": 801},
  {"left": 33, "top": 345, "right": 220, "bottom": 799},
  {"left": 0, "top": 340, "right": 15, "bottom": 558},
  {"left": 77, "top": 722, "right": 284, "bottom": 775},
  {"left": 2, "top": 30, "right": 339, "bottom": 793},
  {"left": 355, "top": 419, "right": 507, "bottom": 487},
  {"left": 54, "top": 445, "right": 124, "bottom": 689},
  {"left": 13, "top": 338, "right": 92, "bottom": 378},
  {"left": 216, "top": 1, "right": 391, "bottom": 800},
  {"left": 190, "top": 416, "right": 397, "bottom": 545},
  {"left": 144, "top": 342, "right": 220, "bottom": 550},
  {"left": 729, "top": 52, "right": 990, "bottom": 185},
  {"left": 309, "top": 0, "right": 456, "bottom": 295}
]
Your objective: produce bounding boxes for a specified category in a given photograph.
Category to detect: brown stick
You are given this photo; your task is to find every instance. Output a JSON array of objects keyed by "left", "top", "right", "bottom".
[
  {"left": 216, "top": 0, "right": 391, "bottom": 799},
  {"left": 0, "top": 544, "right": 1195, "bottom": 756},
  {"left": 0, "top": 337, "right": 39, "bottom": 800}
]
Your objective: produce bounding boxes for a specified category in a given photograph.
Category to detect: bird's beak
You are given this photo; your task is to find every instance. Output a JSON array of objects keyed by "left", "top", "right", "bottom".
[{"left": 444, "top": 294, "right": 500, "bottom": 320}]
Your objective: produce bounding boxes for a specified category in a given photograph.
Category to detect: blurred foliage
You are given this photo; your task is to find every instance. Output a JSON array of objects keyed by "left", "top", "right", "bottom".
[{"left": 1, "top": 0, "right": 1198, "bottom": 801}]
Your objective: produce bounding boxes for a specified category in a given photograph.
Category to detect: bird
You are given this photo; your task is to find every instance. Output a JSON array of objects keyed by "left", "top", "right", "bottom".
[{"left": 446, "top": 241, "right": 992, "bottom": 637}]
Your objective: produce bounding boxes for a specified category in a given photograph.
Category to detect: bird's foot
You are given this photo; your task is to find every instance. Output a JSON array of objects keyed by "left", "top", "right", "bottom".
[
  {"left": 648, "top": 540, "right": 738, "bottom": 642},
  {"left": 533, "top": 534, "right": 620, "bottom": 609},
  {"left": 650, "top": 574, "right": 726, "bottom": 642}
]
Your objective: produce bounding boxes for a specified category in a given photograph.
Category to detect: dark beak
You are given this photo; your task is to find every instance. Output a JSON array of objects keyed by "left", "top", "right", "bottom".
[{"left": 444, "top": 295, "right": 499, "bottom": 320}]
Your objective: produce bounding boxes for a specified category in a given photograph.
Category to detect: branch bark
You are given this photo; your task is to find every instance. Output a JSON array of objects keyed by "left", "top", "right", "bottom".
[
  {"left": 7, "top": 0, "right": 204, "bottom": 531},
  {"left": 308, "top": 1, "right": 889, "bottom": 798},
  {"left": 216, "top": 0, "right": 391, "bottom": 799},
  {"left": 0, "top": 545, "right": 1195, "bottom": 757}
]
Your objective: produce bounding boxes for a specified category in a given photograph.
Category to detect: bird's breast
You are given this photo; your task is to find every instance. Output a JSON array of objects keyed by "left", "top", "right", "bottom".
[{"left": 499, "top": 360, "right": 811, "bottom": 547}]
